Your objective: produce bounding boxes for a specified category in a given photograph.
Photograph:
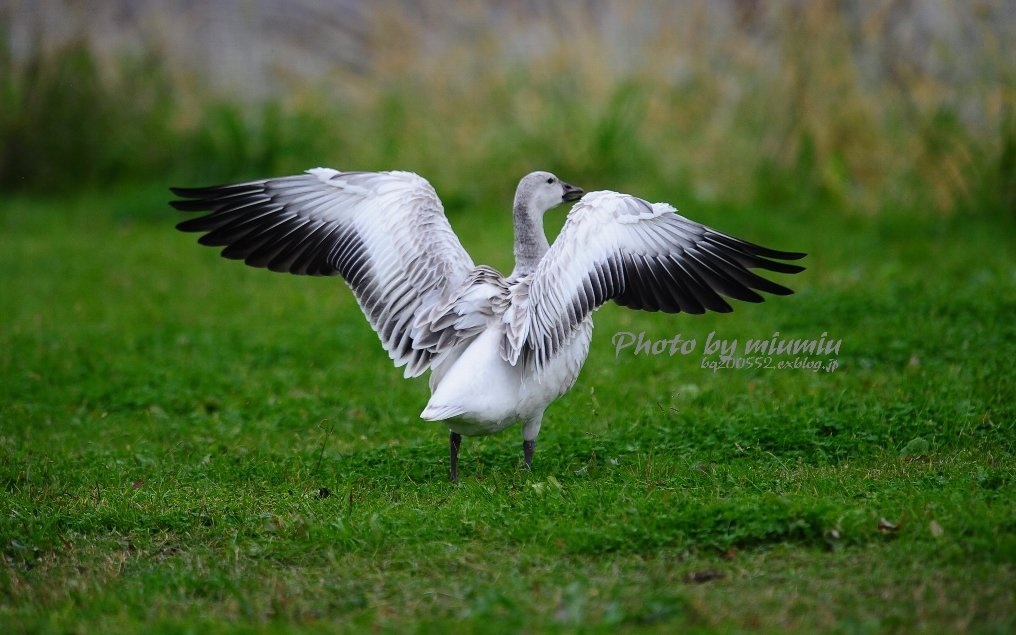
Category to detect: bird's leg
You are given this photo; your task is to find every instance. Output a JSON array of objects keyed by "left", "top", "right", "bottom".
[
  {"left": 449, "top": 431, "right": 462, "bottom": 482},
  {"left": 521, "top": 413, "right": 543, "bottom": 471},
  {"left": 522, "top": 439, "right": 536, "bottom": 469}
]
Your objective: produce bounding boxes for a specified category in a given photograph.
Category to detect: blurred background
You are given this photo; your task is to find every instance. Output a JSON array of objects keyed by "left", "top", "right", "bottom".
[{"left": 1, "top": 0, "right": 1013, "bottom": 216}]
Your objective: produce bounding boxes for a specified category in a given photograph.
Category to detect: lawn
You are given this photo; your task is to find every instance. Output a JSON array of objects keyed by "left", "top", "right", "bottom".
[{"left": 1, "top": 183, "right": 1014, "bottom": 633}]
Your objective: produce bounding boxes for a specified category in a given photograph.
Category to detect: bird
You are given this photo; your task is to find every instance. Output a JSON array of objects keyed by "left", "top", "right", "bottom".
[{"left": 171, "top": 168, "right": 805, "bottom": 481}]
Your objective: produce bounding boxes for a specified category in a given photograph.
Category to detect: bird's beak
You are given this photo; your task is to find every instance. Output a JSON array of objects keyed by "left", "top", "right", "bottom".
[{"left": 561, "top": 181, "right": 584, "bottom": 202}]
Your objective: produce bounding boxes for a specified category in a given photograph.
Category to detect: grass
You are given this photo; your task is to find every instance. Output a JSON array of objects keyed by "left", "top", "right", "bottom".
[
  {"left": 1, "top": 184, "right": 1014, "bottom": 632},
  {"left": 1, "top": 4, "right": 1014, "bottom": 630}
]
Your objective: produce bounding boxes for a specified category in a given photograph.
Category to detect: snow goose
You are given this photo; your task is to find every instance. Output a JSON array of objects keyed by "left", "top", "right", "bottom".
[{"left": 172, "top": 169, "right": 804, "bottom": 481}]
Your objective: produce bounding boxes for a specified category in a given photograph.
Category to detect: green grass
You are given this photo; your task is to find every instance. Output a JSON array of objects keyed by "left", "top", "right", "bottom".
[{"left": 1, "top": 185, "right": 1015, "bottom": 633}]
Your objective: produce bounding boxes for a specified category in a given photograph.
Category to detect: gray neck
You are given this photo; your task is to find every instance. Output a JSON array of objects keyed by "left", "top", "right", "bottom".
[{"left": 511, "top": 200, "right": 549, "bottom": 277}]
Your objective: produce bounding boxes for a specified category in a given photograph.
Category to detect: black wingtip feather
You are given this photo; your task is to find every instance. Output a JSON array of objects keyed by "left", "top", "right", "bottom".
[
  {"left": 763, "top": 282, "right": 795, "bottom": 296},
  {"left": 752, "top": 258, "right": 807, "bottom": 275},
  {"left": 170, "top": 178, "right": 346, "bottom": 277},
  {"left": 750, "top": 247, "right": 807, "bottom": 261},
  {"left": 170, "top": 199, "right": 209, "bottom": 212}
]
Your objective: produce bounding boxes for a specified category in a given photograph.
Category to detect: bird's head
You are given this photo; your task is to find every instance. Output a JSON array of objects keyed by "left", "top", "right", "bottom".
[{"left": 515, "top": 171, "right": 584, "bottom": 216}]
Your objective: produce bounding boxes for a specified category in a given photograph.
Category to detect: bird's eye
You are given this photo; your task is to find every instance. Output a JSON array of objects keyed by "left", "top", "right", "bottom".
[{"left": 546, "top": 177, "right": 555, "bottom": 184}]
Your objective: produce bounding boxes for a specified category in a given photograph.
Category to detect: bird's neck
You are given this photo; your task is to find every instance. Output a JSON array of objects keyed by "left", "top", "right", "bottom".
[{"left": 511, "top": 202, "right": 549, "bottom": 277}]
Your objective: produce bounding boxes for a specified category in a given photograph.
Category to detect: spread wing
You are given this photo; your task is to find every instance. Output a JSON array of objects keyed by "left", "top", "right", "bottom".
[
  {"left": 172, "top": 168, "right": 476, "bottom": 377},
  {"left": 504, "top": 191, "right": 806, "bottom": 371}
]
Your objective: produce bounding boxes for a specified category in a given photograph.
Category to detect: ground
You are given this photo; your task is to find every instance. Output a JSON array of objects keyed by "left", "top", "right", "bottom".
[{"left": 1, "top": 186, "right": 1013, "bottom": 633}]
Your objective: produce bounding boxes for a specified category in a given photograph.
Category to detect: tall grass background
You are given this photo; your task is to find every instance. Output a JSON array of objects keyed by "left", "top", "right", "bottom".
[{"left": 1, "top": 0, "right": 1013, "bottom": 215}]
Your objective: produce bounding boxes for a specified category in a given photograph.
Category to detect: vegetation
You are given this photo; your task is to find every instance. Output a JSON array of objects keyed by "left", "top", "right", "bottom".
[
  {"left": 1, "top": 3, "right": 1013, "bottom": 214},
  {"left": 3, "top": 182, "right": 1014, "bottom": 632},
  {"left": 2, "top": 2, "right": 1015, "bottom": 632}
]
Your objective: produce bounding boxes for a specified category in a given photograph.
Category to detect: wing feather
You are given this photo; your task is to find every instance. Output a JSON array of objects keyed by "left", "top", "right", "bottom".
[
  {"left": 511, "top": 191, "right": 805, "bottom": 371},
  {"left": 172, "top": 168, "right": 476, "bottom": 376}
]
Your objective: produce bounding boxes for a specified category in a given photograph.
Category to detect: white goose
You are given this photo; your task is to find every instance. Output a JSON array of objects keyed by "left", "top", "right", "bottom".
[{"left": 173, "top": 169, "right": 804, "bottom": 480}]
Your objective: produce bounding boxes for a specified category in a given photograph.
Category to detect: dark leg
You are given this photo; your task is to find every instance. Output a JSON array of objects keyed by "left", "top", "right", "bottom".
[
  {"left": 522, "top": 439, "right": 536, "bottom": 470},
  {"left": 449, "top": 431, "right": 462, "bottom": 482}
]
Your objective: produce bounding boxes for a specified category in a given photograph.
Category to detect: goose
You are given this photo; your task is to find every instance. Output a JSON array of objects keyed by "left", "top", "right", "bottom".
[{"left": 172, "top": 169, "right": 805, "bottom": 481}]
